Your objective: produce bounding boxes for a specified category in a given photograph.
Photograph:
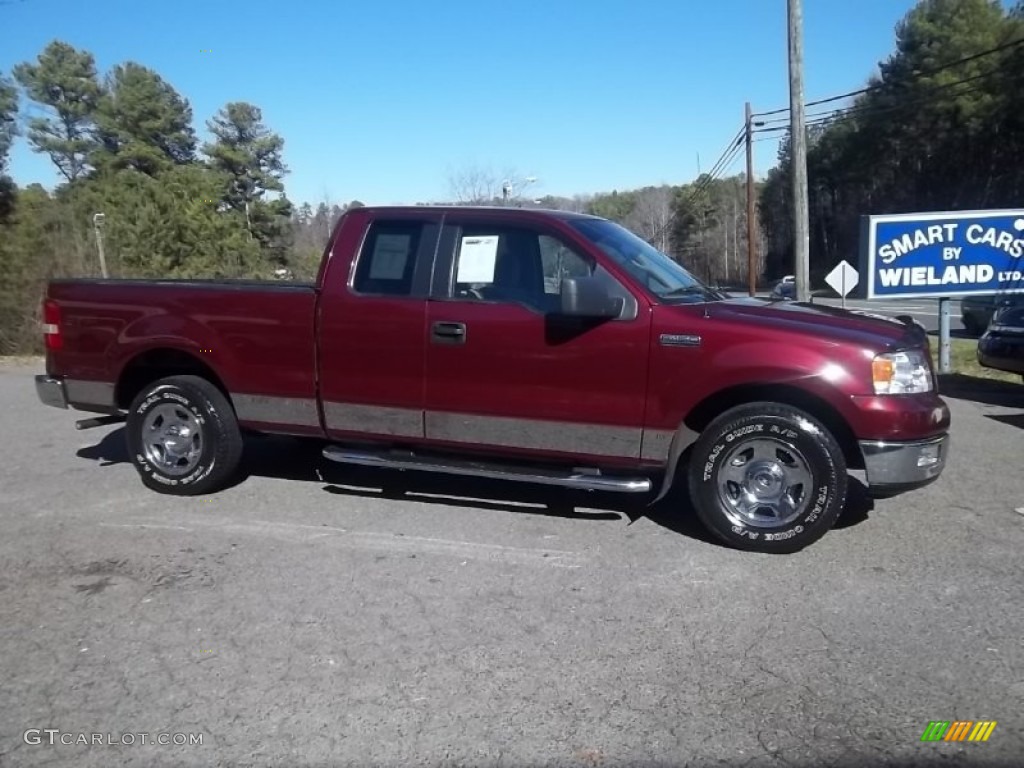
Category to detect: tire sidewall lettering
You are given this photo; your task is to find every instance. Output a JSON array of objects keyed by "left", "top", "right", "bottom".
[
  {"left": 702, "top": 423, "right": 773, "bottom": 484},
  {"left": 698, "top": 415, "right": 836, "bottom": 547},
  {"left": 132, "top": 386, "right": 213, "bottom": 488}
]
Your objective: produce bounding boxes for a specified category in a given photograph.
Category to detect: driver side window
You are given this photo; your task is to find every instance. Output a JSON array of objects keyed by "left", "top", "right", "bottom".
[
  {"left": 451, "top": 225, "right": 594, "bottom": 312},
  {"left": 539, "top": 235, "right": 593, "bottom": 295}
]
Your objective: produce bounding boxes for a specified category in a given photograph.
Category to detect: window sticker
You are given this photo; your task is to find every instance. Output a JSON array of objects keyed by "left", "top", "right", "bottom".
[
  {"left": 456, "top": 235, "right": 499, "bottom": 283},
  {"left": 369, "top": 234, "right": 411, "bottom": 279}
]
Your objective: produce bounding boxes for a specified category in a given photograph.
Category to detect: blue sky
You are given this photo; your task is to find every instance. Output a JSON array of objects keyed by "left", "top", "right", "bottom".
[{"left": 0, "top": 0, "right": 924, "bottom": 206}]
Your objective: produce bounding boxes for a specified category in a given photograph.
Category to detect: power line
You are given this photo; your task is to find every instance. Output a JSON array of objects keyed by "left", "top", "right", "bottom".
[
  {"left": 682, "top": 128, "right": 745, "bottom": 207},
  {"left": 751, "top": 36, "right": 1024, "bottom": 119},
  {"left": 683, "top": 34, "right": 1024, "bottom": 233},
  {"left": 751, "top": 65, "right": 1019, "bottom": 137},
  {"left": 683, "top": 148, "right": 742, "bottom": 207},
  {"left": 755, "top": 81, "right": 1008, "bottom": 139},
  {"left": 698, "top": 128, "right": 745, "bottom": 182},
  {"left": 700, "top": 141, "right": 744, "bottom": 188},
  {"left": 755, "top": 59, "right": 1013, "bottom": 128}
]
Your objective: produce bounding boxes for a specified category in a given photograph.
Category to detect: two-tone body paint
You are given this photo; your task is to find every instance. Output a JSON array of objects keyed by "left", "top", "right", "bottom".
[
  {"left": 41, "top": 206, "right": 950, "bottom": 473},
  {"left": 45, "top": 279, "right": 320, "bottom": 431}
]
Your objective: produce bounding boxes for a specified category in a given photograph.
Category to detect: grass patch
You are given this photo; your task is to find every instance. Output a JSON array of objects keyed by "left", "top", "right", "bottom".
[
  {"left": 932, "top": 337, "right": 1020, "bottom": 405},
  {"left": 931, "top": 337, "right": 1019, "bottom": 383}
]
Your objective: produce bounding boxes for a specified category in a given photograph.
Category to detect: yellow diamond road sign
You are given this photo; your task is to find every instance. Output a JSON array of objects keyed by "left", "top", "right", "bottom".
[{"left": 826, "top": 259, "right": 859, "bottom": 298}]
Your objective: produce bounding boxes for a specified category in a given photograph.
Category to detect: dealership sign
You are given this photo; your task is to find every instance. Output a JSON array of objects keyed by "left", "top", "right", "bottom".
[{"left": 861, "top": 210, "right": 1024, "bottom": 299}]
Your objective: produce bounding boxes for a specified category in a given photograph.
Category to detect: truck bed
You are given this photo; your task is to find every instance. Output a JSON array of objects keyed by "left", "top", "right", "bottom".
[{"left": 45, "top": 278, "right": 321, "bottom": 431}]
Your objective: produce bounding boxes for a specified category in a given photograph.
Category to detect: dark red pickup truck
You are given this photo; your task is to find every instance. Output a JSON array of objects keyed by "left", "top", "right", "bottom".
[{"left": 35, "top": 206, "right": 950, "bottom": 552}]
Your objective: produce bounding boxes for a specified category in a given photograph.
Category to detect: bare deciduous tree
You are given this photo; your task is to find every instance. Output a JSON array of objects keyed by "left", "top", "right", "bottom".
[
  {"left": 446, "top": 163, "right": 535, "bottom": 205},
  {"left": 447, "top": 164, "right": 506, "bottom": 205},
  {"left": 625, "top": 185, "right": 675, "bottom": 253}
]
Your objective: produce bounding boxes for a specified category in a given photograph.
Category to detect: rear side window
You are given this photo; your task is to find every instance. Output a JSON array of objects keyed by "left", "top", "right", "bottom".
[{"left": 352, "top": 221, "right": 424, "bottom": 296}]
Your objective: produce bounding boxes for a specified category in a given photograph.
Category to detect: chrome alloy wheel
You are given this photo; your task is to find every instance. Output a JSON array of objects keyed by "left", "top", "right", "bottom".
[
  {"left": 716, "top": 437, "right": 813, "bottom": 528},
  {"left": 141, "top": 403, "right": 204, "bottom": 476}
]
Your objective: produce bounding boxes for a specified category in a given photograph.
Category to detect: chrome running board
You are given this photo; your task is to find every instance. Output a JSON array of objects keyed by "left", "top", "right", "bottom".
[{"left": 322, "top": 446, "right": 652, "bottom": 493}]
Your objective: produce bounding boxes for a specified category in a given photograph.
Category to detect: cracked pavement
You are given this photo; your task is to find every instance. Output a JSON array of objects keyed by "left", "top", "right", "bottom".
[{"left": 0, "top": 362, "right": 1022, "bottom": 767}]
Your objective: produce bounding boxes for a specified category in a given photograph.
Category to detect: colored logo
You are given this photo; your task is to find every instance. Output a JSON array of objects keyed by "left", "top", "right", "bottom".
[{"left": 920, "top": 720, "right": 997, "bottom": 742}]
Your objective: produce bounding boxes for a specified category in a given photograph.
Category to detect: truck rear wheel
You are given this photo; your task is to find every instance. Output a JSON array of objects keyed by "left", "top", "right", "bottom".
[
  {"left": 686, "top": 402, "right": 848, "bottom": 553},
  {"left": 126, "top": 375, "right": 243, "bottom": 495}
]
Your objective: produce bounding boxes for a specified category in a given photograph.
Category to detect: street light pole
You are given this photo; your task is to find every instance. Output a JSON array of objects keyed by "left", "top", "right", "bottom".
[
  {"left": 788, "top": 0, "right": 811, "bottom": 302},
  {"left": 92, "top": 213, "right": 108, "bottom": 278},
  {"left": 502, "top": 176, "right": 538, "bottom": 207}
]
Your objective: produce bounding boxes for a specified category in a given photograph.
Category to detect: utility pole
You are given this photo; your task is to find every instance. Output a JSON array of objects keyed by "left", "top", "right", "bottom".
[
  {"left": 745, "top": 102, "right": 757, "bottom": 296},
  {"left": 788, "top": 0, "right": 810, "bottom": 302},
  {"left": 731, "top": 195, "right": 738, "bottom": 283},
  {"left": 92, "top": 213, "right": 109, "bottom": 278}
]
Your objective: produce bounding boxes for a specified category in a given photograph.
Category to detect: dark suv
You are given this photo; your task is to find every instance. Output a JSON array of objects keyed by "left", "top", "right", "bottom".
[
  {"left": 961, "top": 294, "right": 1024, "bottom": 336},
  {"left": 978, "top": 300, "right": 1024, "bottom": 380}
]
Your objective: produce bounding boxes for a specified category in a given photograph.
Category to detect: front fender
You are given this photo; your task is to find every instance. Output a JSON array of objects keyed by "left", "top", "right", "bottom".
[{"left": 648, "top": 340, "right": 871, "bottom": 503}]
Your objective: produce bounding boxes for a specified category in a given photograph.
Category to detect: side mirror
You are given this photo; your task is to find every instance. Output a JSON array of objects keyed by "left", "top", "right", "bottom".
[{"left": 559, "top": 276, "right": 622, "bottom": 318}]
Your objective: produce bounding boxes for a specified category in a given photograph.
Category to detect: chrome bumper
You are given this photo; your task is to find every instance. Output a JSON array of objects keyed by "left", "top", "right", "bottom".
[
  {"left": 35, "top": 375, "right": 68, "bottom": 409},
  {"left": 859, "top": 434, "right": 948, "bottom": 495}
]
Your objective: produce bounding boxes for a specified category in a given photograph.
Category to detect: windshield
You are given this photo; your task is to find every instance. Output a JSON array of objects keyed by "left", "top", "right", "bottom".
[{"left": 569, "top": 218, "right": 722, "bottom": 302}]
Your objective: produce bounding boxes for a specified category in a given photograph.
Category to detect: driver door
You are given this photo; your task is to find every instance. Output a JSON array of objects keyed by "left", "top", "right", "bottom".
[{"left": 423, "top": 216, "right": 652, "bottom": 465}]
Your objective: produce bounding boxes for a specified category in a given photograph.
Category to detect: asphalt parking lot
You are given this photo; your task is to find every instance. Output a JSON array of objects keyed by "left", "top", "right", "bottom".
[{"left": 1, "top": 360, "right": 1022, "bottom": 767}]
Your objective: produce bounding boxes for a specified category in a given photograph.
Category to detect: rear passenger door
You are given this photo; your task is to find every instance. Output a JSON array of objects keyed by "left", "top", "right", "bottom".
[{"left": 317, "top": 211, "right": 440, "bottom": 441}]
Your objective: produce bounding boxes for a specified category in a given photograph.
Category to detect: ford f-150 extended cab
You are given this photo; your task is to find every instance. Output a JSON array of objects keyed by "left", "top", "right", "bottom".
[{"left": 35, "top": 206, "right": 950, "bottom": 553}]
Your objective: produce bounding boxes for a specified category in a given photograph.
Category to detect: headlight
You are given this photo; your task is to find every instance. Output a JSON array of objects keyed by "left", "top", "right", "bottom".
[{"left": 871, "top": 349, "right": 933, "bottom": 394}]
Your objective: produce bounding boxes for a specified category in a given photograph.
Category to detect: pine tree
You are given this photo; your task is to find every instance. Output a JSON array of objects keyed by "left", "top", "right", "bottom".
[
  {"left": 12, "top": 41, "right": 102, "bottom": 181},
  {"left": 92, "top": 62, "right": 197, "bottom": 176},
  {"left": 202, "top": 102, "right": 292, "bottom": 261},
  {"left": 0, "top": 73, "right": 18, "bottom": 221}
]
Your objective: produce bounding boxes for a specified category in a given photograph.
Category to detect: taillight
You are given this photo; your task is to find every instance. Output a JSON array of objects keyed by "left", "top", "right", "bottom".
[{"left": 42, "top": 299, "right": 62, "bottom": 350}]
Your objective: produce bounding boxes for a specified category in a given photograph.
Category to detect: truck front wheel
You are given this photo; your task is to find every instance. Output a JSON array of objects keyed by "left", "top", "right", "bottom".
[
  {"left": 126, "top": 375, "right": 243, "bottom": 495},
  {"left": 686, "top": 402, "right": 848, "bottom": 553}
]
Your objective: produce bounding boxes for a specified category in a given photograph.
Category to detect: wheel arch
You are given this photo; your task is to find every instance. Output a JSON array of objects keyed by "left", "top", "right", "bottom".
[
  {"left": 115, "top": 348, "right": 233, "bottom": 411},
  {"left": 653, "top": 381, "right": 863, "bottom": 503}
]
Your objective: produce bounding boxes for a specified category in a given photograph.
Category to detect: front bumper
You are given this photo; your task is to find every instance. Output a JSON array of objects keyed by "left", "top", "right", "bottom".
[
  {"left": 35, "top": 375, "right": 68, "bottom": 409},
  {"left": 859, "top": 434, "right": 948, "bottom": 497}
]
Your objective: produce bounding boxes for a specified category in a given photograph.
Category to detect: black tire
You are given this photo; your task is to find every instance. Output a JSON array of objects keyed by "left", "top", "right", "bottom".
[
  {"left": 962, "top": 318, "right": 981, "bottom": 337},
  {"left": 686, "top": 402, "right": 848, "bottom": 554},
  {"left": 126, "top": 375, "right": 243, "bottom": 496}
]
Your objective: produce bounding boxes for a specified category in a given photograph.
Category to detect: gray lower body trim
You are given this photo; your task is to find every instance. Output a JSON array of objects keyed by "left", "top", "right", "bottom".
[
  {"left": 65, "top": 379, "right": 116, "bottom": 409},
  {"left": 859, "top": 434, "right": 948, "bottom": 490},
  {"left": 640, "top": 428, "right": 675, "bottom": 462},
  {"left": 426, "top": 410, "right": 642, "bottom": 459},
  {"left": 234, "top": 394, "right": 320, "bottom": 428},
  {"left": 324, "top": 401, "right": 424, "bottom": 438},
  {"left": 228, "top": 393, "right": 677, "bottom": 465}
]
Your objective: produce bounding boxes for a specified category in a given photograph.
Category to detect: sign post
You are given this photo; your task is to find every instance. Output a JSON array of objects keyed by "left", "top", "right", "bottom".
[
  {"left": 825, "top": 260, "right": 859, "bottom": 308},
  {"left": 861, "top": 209, "right": 1024, "bottom": 375},
  {"left": 938, "top": 298, "right": 951, "bottom": 373}
]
